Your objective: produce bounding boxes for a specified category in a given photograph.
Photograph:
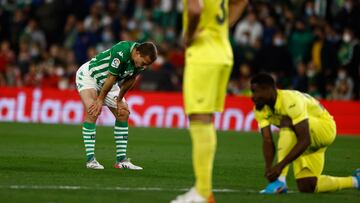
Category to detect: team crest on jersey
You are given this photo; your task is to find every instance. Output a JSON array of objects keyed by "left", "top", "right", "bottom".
[{"left": 111, "top": 58, "right": 120, "bottom": 68}]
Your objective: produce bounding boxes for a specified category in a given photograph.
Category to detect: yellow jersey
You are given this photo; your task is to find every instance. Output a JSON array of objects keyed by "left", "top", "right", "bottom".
[
  {"left": 183, "top": 0, "right": 233, "bottom": 65},
  {"left": 254, "top": 90, "right": 333, "bottom": 129}
]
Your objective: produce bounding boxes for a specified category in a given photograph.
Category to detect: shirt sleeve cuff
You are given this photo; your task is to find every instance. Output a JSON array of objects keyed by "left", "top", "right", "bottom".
[
  {"left": 292, "top": 116, "right": 308, "bottom": 125},
  {"left": 259, "top": 120, "right": 270, "bottom": 128},
  {"left": 108, "top": 70, "right": 118, "bottom": 76}
]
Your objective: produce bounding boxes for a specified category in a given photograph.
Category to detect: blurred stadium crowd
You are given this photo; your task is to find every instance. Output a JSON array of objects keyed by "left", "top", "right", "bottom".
[{"left": 0, "top": 0, "right": 359, "bottom": 100}]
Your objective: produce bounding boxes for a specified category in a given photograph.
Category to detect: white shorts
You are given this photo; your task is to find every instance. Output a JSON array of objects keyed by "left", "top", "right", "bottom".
[{"left": 75, "top": 61, "right": 124, "bottom": 108}]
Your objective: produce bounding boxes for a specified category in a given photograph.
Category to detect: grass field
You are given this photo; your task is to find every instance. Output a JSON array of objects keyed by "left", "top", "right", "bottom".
[{"left": 0, "top": 122, "right": 359, "bottom": 203}]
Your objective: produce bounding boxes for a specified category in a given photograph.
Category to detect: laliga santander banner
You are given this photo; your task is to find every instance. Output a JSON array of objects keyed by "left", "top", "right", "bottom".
[
  {"left": 0, "top": 87, "right": 256, "bottom": 131},
  {"left": 1, "top": 87, "right": 360, "bottom": 135}
]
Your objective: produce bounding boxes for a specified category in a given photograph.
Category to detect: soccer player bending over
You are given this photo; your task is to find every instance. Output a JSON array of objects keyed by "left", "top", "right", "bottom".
[
  {"left": 250, "top": 73, "right": 359, "bottom": 194},
  {"left": 75, "top": 41, "right": 157, "bottom": 170}
]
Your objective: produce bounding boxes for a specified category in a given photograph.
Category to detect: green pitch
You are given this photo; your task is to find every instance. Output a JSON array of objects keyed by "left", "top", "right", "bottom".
[{"left": 0, "top": 122, "right": 359, "bottom": 203}]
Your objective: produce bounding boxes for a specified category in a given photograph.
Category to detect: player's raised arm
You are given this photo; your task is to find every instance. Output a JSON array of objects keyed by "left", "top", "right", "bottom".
[
  {"left": 184, "top": 0, "right": 203, "bottom": 47},
  {"left": 88, "top": 73, "right": 118, "bottom": 116},
  {"left": 229, "top": 0, "right": 248, "bottom": 27}
]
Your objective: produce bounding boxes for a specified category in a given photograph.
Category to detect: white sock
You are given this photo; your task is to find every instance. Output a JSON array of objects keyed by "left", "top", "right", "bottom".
[
  {"left": 278, "top": 176, "right": 286, "bottom": 184},
  {"left": 352, "top": 177, "right": 358, "bottom": 188}
]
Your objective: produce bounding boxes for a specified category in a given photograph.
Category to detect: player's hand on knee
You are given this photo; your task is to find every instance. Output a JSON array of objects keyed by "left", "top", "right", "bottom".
[
  {"left": 88, "top": 99, "right": 103, "bottom": 116},
  {"left": 116, "top": 100, "right": 129, "bottom": 116}
]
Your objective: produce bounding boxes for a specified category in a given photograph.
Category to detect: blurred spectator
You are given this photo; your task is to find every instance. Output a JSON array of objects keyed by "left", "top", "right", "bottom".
[
  {"left": 303, "top": 0, "right": 316, "bottom": 19},
  {"left": 73, "top": 20, "right": 93, "bottom": 64},
  {"left": 281, "top": 5, "right": 296, "bottom": 36},
  {"left": 306, "top": 62, "right": 323, "bottom": 98},
  {"left": 99, "top": 26, "right": 116, "bottom": 50},
  {"left": 63, "top": 14, "right": 78, "bottom": 49},
  {"left": 139, "top": 44, "right": 180, "bottom": 91},
  {"left": 335, "top": 0, "right": 360, "bottom": 38},
  {"left": 9, "top": 9, "right": 26, "bottom": 49},
  {"left": 5, "top": 63, "right": 22, "bottom": 87},
  {"left": 253, "top": 30, "right": 293, "bottom": 87},
  {"left": 0, "top": 73, "right": 6, "bottom": 86},
  {"left": 337, "top": 28, "right": 360, "bottom": 98},
  {"left": 21, "top": 19, "right": 47, "bottom": 50},
  {"left": 17, "top": 40, "right": 31, "bottom": 77},
  {"left": 321, "top": 23, "right": 341, "bottom": 79},
  {"left": 24, "top": 63, "right": 41, "bottom": 88},
  {"left": 46, "top": 44, "right": 64, "bottom": 67},
  {"left": 288, "top": 19, "right": 314, "bottom": 65},
  {"left": 0, "top": 41, "right": 15, "bottom": 74},
  {"left": 332, "top": 68, "right": 354, "bottom": 100},
  {"left": 308, "top": 82, "right": 322, "bottom": 99},
  {"left": 228, "top": 63, "right": 252, "bottom": 96},
  {"left": 338, "top": 28, "right": 360, "bottom": 78},
  {"left": 0, "top": 0, "right": 359, "bottom": 101},
  {"left": 41, "top": 65, "right": 60, "bottom": 89},
  {"left": 292, "top": 62, "right": 308, "bottom": 92},
  {"left": 261, "top": 16, "right": 277, "bottom": 47},
  {"left": 233, "top": 10, "right": 263, "bottom": 47},
  {"left": 84, "top": 2, "right": 111, "bottom": 32},
  {"left": 324, "top": 80, "right": 335, "bottom": 99},
  {"left": 310, "top": 26, "right": 324, "bottom": 72}
]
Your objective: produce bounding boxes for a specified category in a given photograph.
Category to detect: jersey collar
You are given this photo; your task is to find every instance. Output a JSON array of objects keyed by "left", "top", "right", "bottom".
[
  {"left": 130, "top": 42, "right": 139, "bottom": 53},
  {"left": 129, "top": 42, "right": 139, "bottom": 64}
]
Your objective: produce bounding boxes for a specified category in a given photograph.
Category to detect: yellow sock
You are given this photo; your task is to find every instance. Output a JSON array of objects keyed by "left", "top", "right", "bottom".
[
  {"left": 189, "top": 121, "right": 216, "bottom": 198},
  {"left": 315, "top": 175, "right": 354, "bottom": 192}
]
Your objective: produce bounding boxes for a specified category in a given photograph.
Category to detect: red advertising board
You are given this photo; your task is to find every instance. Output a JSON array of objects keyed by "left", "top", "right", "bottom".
[{"left": 1, "top": 87, "right": 360, "bottom": 135}]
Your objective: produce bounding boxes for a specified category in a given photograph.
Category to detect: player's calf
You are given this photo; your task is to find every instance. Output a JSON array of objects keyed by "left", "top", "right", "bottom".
[{"left": 296, "top": 177, "right": 317, "bottom": 193}]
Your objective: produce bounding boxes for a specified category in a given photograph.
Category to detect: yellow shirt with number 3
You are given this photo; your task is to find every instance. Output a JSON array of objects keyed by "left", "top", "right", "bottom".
[{"left": 183, "top": 0, "right": 233, "bottom": 65}]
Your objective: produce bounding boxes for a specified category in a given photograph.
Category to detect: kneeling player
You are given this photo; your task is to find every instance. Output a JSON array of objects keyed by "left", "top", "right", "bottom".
[{"left": 250, "top": 73, "right": 359, "bottom": 194}]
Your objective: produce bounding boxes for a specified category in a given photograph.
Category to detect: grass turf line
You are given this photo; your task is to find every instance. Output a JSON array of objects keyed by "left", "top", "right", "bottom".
[{"left": 0, "top": 122, "right": 359, "bottom": 203}]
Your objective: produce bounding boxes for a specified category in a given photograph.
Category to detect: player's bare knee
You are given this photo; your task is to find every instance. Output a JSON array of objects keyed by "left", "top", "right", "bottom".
[
  {"left": 85, "top": 114, "right": 98, "bottom": 123},
  {"left": 117, "top": 109, "right": 129, "bottom": 120},
  {"left": 296, "top": 178, "right": 317, "bottom": 193},
  {"left": 85, "top": 109, "right": 98, "bottom": 123},
  {"left": 189, "top": 114, "right": 212, "bottom": 123},
  {"left": 298, "top": 186, "right": 315, "bottom": 193}
]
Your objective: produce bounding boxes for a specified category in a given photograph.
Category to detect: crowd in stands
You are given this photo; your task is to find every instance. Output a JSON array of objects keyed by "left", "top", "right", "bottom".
[{"left": 0, "top": 0, "right": 359, "bottom": 100}]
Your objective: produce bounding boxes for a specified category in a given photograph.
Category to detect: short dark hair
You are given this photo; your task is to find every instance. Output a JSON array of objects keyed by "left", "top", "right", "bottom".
[
  {"left": 250, "top": 73, "right": 276, "bottom": 88},
  {"left": 137, "top": 42, "right": 157, "bottom": 62}
]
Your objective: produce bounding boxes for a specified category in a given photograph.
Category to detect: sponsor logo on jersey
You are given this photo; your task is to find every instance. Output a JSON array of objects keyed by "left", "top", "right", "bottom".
[
  {"left": 123, "top": 70, "right": 133, "bottom": 77},
  {"left": 118, "top": 51, "right": 123, "bottom": 58},
  {"left": 111, "top": 58, "right": 120, "bottom": 68}
]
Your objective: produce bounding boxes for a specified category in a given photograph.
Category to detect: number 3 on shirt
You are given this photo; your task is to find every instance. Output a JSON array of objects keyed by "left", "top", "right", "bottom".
[{"left": 216, "top": 0, "right": 226, "bottom": 25}]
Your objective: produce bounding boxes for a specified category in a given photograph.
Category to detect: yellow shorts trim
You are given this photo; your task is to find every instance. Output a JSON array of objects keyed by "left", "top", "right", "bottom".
[
  {"left": 293, "top": 147, "right": 327, "bottom": 179},
  {"left": 183, "top": 62, "right": 232, "bottom": 115}
]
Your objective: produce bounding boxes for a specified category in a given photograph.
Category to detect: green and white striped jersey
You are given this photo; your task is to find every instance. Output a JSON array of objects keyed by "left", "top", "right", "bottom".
[{"left": 88, "top": 41, "right": 143, "bottom": 87}]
